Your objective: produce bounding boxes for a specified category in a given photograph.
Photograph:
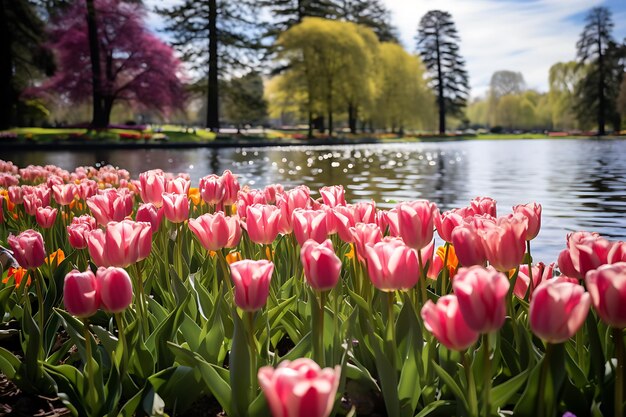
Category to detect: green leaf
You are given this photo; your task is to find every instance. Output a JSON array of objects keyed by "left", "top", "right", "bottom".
[
  {"left": 414, "top": 400, "right": 456, "bottom": 417},
  {"left": 491, "top": 369, "right": 529, "bottom": 409},
  {"left": 148, "top": 366, "right": 203, "bottom": 414},
  {"left": 432, "top": 361, "right": 469, "bottom": 413},
  {"left": 0, "top": 346, "right": 21, "bottom": 379},
  {"left": 230, "top": 309, "right": 251, "bottom": 417}
]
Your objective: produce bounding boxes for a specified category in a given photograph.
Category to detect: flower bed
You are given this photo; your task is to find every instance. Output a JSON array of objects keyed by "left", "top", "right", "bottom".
[{"left": 0, "top": 160, "right": 625, "bottom": 417}]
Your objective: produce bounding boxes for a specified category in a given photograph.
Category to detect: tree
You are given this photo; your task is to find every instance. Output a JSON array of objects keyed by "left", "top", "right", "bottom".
[
  {"left": 40, "top": 0, "right": 185, "bottom": 125},
  {"left": 416, "top": 10, "right": 469, "bottom": 134},
  {"left": 222, "top": 71, "right": 268, "bottom": 132},
  {"left": 277, "top": 17, "right": 374, "bottom": 136},
  {"left": 489, "top": 70, "right": 525, "bottom": 98},
  {"left": 373, "top": 42, "right": 434, "bottom": 132},
  {"left": 0, "top": 0, "right": 53, "bottom": 129},
  {"left": 548, "top": 62, "right": 585, "bottom": 130},
  {"left": 157, "top": 0, "right": 261, "bottom": 131},
  {"left": 259, "top": 0, "right": 341, "bottom": 40},
  {"left": 575, "top": 6, "right": 622, "bottom": 135},
  {"left": 337, "top": 0, "right": 397, "bottom": 42}
]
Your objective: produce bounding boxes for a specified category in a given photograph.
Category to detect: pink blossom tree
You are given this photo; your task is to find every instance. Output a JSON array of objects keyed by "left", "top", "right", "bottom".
[{"left": 40, "top": 0, "right": 186, "bottom": 127}]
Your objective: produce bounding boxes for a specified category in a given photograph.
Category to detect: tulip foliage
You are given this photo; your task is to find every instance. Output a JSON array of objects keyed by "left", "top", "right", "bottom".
[{"left": 1, "top": 159, "right": 626, "bottom": 417}]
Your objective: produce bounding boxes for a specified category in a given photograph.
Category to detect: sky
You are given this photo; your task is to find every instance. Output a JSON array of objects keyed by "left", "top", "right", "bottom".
[{"left": 145, "top": 0, "right": 626, "bottom": 98}]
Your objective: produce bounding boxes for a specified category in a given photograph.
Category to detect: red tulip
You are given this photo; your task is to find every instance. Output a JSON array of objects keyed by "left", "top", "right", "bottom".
[
  {"left": 300, "top": 239, "right": 342, "bottom": 291},
  {"left": 63, "top": 269, "right": 100, "bottom": 318},
  {"left": 188, "top": 212, "right": 230, "bottom": 251},
  {"left": 452, "top": 266, "right": 509, "bottom": 333},
  {"left": 96, "top": 267, "right": 133, "bottom": 313},
  {"left": 199, "top": 174, "right": 225, "bottom": 205},
  {"left": 161, "top": 192, "right": 190, "bottom": 223},
  {"left": 245, "top": 204, "right": 281, "bottom": 244},
  {"left": 258, "top": 358, "right": 340, "bottom": 417},
  {"left": 421, "top": 295, "right": 479, "bottom": 351},
  {"left": 8, "top": 229, "right": 46, "bottom": 270},
  {"left": 609, "top": 242, "right": 626, "bottom": 264},
  {"left": 364, "top": 238, "right": 419, "bottom": 291},
  {"left": 396, "top": 200, "right": 438, "bottom": 250},
  {"left": 586, "top": 262, "right": 626, "bottom": 328},
  {"left": 529, "top": 279, "right": 590, "bottom": 343},
  {"left": 136, "top": 203, "right": 164, "bottom": 233},
  {"left": 230, "top": 259, "right": 274, "bottom": 311},
  {"left": 513, "top": 202, "right": 542, "bottom": 240},
  {"left": 36, "top": 206, "right": 58, "bottom": 229}
]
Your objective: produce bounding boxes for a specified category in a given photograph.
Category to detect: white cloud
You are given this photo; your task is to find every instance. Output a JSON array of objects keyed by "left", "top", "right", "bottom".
[{"left": 386, "top": 0, "right": 624, "bottom": 97}]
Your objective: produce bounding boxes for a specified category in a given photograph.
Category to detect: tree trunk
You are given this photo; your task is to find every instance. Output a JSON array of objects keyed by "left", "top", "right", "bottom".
[
  {"left": 0, "top": 0, "right": 14, "bottom": 130},
  {"left": 206, "top": 0, "right": 220, "bottom": 131},
  {"left": 597, "top": 26, "right": 606, "bottom": 136},
  {"left": 348, "top": 102, "right": 357, "bottom": 134},
  {"left": 307, "top": 110, "right": 313, "bottom": 139},
  {"left": 435, "top": 31, "right": 446, "bottom": 135},
  {"left": 103, "top": 97, "right": 114, "bottom": 126},
  {"left": 85, "top": 0, "right": 106, "bottom": 128}
]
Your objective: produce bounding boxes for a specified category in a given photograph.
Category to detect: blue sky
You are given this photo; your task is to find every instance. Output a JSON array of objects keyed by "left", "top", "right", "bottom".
[{"left": 146, "top": 0, "right": 626, "bottom": 98}]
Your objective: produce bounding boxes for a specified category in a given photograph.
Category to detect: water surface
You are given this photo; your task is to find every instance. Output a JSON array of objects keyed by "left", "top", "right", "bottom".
[{"left": 3, "top": 139, "right": 625, "bottom": 262}]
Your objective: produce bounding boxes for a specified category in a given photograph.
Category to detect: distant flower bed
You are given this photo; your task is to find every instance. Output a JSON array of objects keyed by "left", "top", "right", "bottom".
[{"left": 0, "top": 160, "right": 625, "bottom": 417}]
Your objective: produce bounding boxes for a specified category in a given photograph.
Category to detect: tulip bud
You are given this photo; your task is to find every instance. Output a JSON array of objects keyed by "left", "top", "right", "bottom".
[
  {"left": 586, "top": 262, "right": 626, "bottom": 328},
  {"left": 300, "top": 239, "right": 342, "bottom": 291},
  {"left": 64, "top": 269, "right": 100, "bottom": 318},
  {"left": 162, "top": 192, "right": 190, "bottom": 223},
  {"left": 96, "top": 267, "right": 133, "bottom": 313},
  {"left": 421, "top": 295, "right": 479, "bottom": 351},
  {"left": 230, "top": 259, "right": 274, "bottom": 311},
  {"left": 36, "top": 206, "right": 58, "bottom": 229},
  {"left": 396, "top": 200, "right": 438, "bottom": 250},
  {"left": 364, "top": 238, "right": 419, "bottom": 291},
  {"left": 8, "top": 229, "right": 46, "bottom": 270}
]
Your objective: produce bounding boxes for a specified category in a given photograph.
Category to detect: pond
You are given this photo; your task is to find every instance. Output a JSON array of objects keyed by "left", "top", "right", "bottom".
[{"left": 3, "top": 138, "right": 625, "bottom": 262}]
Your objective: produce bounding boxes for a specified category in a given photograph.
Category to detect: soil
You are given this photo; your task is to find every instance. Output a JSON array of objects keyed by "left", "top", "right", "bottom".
[{"left": 0, "top": 374, "right": 70, "bottom": 417}]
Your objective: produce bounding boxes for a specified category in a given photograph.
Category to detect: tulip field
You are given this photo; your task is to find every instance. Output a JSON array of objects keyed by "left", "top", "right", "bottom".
[{"left": 1, "top": 159, "right": 626, "bottom": 417}]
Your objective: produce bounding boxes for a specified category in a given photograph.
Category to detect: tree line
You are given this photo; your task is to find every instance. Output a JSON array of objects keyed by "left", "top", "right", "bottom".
[{"left": 0, "top": 1, "right": 624, "bottom": 136}]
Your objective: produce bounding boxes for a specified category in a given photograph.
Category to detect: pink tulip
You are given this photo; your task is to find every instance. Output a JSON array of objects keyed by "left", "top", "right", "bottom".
[
  {"left": 333, "top": 205, "right": 356, "bottom": 243},
  {"left": 36, "top": 206, "right": 58, "bottom": 229},
  {"left": 188, "top": 212, "right": 230, "bottom": 251},
  {"left": 586, "top": 262, "right": 626, "bottom": 328},
  {"left": 426, "top": 255, "right": 444, "bottom": 280},
  {"left": 513, "top": 262, "right": 557, "bottom": 300},
  {"left": 479, "top": 214, "right": 527, "bottom": 272},
  {"left": 23, "top": 194, "right": 44, "bottom": 216},
  {"left": 364, "top": 238, "right": 419, "bottom": 291},
  {"left": 78, "top": 179, "right": 98, "bottom": 200},
  {"left": 136, "top": 203, "right": 164, "bottom": 233},
  {"left": 225, "top": 215, "right": 242, "bottom": 248},
  {"left": 292, "top": 209, "right": 329, "bottom": 246},
  {"left": 529, "top": 280, "right": 590, "bottom": 343},
  {"left": 221, "top": 170, "right": 240, "bottom": 206},
  {"left": 96, "top": 267, "right": 133, "bottom": 313},
  {"left": 353, "top": 201, "right": 376, "bottom": 224},
  {"left": 350, "top": 222, "right": 383, "bottom": 263},
  {"left": 199, "top": 174, "right": 225, "bottom": 204},
  {"left": 300, "top": 239, "right": 342, "bottom": 291},
  {"left": 609, "top": 242, "right": 626, "bottom": 264},
  {"left": 139, "top": 169, "right": 166, "bottom": 207},
  {"left": 452, "top": 266, "right": 510, "bottom": 333},
  {"left": 558, "top": 232, "right": 612, "bottom": 279},
  {"left": 63, "top": 269, "right": 100, "bottom": 318},
  {"left": 87, "top": 189, "right": 134, "bottom": 226},
  {"left": 237, "top": 189, "right": 267, "bottom": 218},
  {"left": 161, "top": 192, "right": 190, "bottom": 223},
  {"left": 319, "top": 185, "right": 346, "bottom": 207},
  {"left": 385, "top": 208, "right": 400, "bottom": 236},
  {"left": 230, "top": 259, "right": 274, "bottom": 311},
  {"left": 8, "top": 229, "right": 46, "bottom": 270},
  {"left": 67, "top": 215, "right": 97, "bottom": 249},
  {"left": 435, "top": 209, "right": 465, "bottom": 243},
  {"left": 470, "top": 196, "right": 497, "bottom": 217},
  {"left": 245, "top": 204, "right": 281, "bottom": 245},
  {"left": 87, "top": 220, "right": 152, "bottom": 267},
  {"left": 451, "top": 222, "right": 487, "bottom": 267},
  {"left": 166, "top": 177, "right": 190, "bottom": 195},
  {"left": 47, "top": 175, "right": 64, "bottom": 188},
  {"left": 258, "top": 358, "right": 340, "bottom": 417},
  {"left": 277, "top": 186, "right": 311, "bottom": 234},
  {"left": 421, "top": 295, "right": 479, "bottom": 351},
  {"left": 52, "top": 183, "right": 78, "bottom": 206},
  {"left": 513, "top": 203, "right": 542, "bottom": 240},
  {"left": 263, "top": 184, "right": 284, "bottom": 204},
  {"left": 8, "top": 186, "right": 23, "bottom": 204},
  {"left": 396, "top": 200, "right": 438, "bottom": 250}
]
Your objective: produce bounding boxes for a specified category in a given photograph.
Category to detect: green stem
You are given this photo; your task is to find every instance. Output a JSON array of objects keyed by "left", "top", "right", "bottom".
[
  {"left": 537, "top": 343, "right": 553, "bottom": 417},
  {"left": 526, "top": 240, "right": 533, "bottom": 298},
  {"left": 615, "top": 328, "right": 624, "bottom": 417},
  {"left": 314, "top": 290, "right": 327, "bottom": 366},
  {"left": 482, "top": 333, "right": 491, "bottom": 417},
  {"left": 464, "top": 350, "right": 479, "bottom": 417},
  {"left": 246, "top": 311, "right": 257, "bottom": 394},
  {"left": 115, "top": 312, "right": 128, "bottom": 377},
  {"left": 217, "top": 250, "right": 232, "bottom": 293},
  {"left": 386, "top": 291, "right": 397, "bottom": 370},
  {"left": 33, "top": 268, "right": 45, "bottom": 346},
  {"left": 133, "top": 263, "right": 148, "bottom": 340},
  {"left": 83, "top": 320, "right": 98, "bottom": 408},
  {"left": 441, "top": 242, "right": 450, "bottom": 296},
  {"left": 417, "top": 250, "right": 427, "bottom": 306}
]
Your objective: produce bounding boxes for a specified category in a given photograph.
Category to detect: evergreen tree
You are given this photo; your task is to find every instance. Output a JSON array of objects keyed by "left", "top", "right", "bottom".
[
  {"left": 416, "top": 10, "right": 469, "bottom": 134},
  {"left": 156, "top": 0, "right": 262, "bottom": 131},
  {"left": 0, "top": 0, "right": 52, "bottom": 129},
  {"left": 575, "top": 6, "right": 623, "bottom": 135},
  {"left": 337, "top": 0, "right": 397, "bottom": 42},
  {"left": 222, "top": 71, "right": 268, "bottom": 132},
  {"left": 259, "top": 0, "right": 341, "bottom": 39}
]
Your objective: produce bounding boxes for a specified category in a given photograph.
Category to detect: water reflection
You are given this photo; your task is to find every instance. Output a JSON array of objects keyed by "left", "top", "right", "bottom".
[{"left": 3, "top": 139, "right": 625, "bottom": 262}]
